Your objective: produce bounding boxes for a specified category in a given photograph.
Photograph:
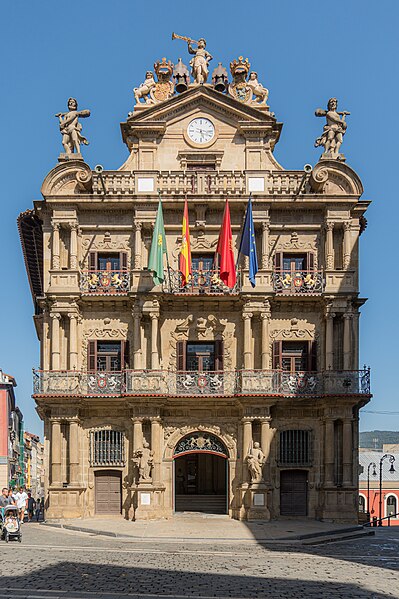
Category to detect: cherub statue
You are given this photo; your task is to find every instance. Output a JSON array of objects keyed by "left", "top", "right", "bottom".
[
  {"left": 246, "top": 442, "right": 266, "bottom": 483},
  {"left": 134, "top": 71, "right": 156, "bottom": 104},
  {"left": 187, "top": 38, "right": 213, "bottom": 85},
  {"left": 55, "top": 98, "right": 90, "bottom": 155},
  {"left": 314, "top": 97, "right": 350, "bottom": 159},
  {"left": 132, "top": 440, "right": 153, "bottom": 482},
  {"left": 247, "top": 72, "right": 269, "bottom": 105}
]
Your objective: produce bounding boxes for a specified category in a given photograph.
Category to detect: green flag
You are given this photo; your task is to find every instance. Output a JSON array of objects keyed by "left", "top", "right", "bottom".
[{"left": 148, "top": 199, "right": 167, "bottom": 285}]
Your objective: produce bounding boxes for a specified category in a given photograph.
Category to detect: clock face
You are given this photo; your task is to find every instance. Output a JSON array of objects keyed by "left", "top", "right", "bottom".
[{"left": 187, "top": 118, "right": 215, "bottom": 144}]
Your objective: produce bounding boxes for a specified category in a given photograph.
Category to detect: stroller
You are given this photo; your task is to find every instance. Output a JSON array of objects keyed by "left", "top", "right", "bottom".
[{"left": 0, "top": 505, "right": 22, "bottom": 542}]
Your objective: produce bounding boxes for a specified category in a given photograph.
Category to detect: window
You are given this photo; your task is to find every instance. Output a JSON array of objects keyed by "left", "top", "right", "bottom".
[
  {"left": 387, "top": 495, "right": 397, "bottom": 517},
  {"left": 88, "top": 341, "right": 129, "bottom": 372},
  {"left": 273, "top": 341, "right": 317, "bottom": 372},
  {"left": 89, "top": 252, "right": 128, "bottom": 271},
  {"left": 275, "top": 252, "right": 315, "bottom": 273},
  {"left": 177, "top": 340, "right": 223, "bottom": 372},
  {"left": 359, "top": 495, "right": 366, "bottom": 513},
  {"left": 90, "top": 430, "right": 125, "bottom": 466},
  {"left": 192, "top": 255, "right": 214, "bottom": 271},
  {"left": 279, "top": 430, "right": 312, "bottom": 466}
]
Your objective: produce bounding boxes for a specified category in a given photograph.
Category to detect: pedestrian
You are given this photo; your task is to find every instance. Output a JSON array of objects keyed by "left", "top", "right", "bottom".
[
  {"left": 27, "top": 492, "right": 36, "bottom": 522},
  {"left": 14, "top": 487, "right": 28, "bottom": 523},
  {"left": 35, "top": 498, "right": 41, "bottom": 521},
  {"left": 8, "top": 489, "right": 16, "bottom": 504},
  {"left": 0, "top": 488, "right": 12, "bottom": 508}
]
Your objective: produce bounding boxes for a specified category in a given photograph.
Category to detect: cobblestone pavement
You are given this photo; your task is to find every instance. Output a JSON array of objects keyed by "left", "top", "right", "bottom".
[{"left": 0, "top": 524, "right": 397, "bottom": 598}]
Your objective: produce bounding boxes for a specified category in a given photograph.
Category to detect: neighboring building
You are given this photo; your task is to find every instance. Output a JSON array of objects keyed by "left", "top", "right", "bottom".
[
  {"left": 24, "top": 432, "right": 44, "bottom": 498},
  {"left": 19, "top": 41, "right": 371, "bottom": 521},
  {"left": 0, "top": 370, "right": 24, "bottom": 489},
  {"left": 359, "top": 446, "right": 399, "bottom": 525},
  {"left": 360, "top": 431, "right": 399, "bottom": 450}
]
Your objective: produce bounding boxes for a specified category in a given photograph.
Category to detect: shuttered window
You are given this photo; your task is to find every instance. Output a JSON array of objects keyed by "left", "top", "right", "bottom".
[
  {"left": 273, "top": 341, "right": 317, "bottom": 371},
  {"left": 90, "top": 430, "right": 125, "bottom": 466},
  {"left": 279, "top": 430, "right": 312, "bottom": 466}
]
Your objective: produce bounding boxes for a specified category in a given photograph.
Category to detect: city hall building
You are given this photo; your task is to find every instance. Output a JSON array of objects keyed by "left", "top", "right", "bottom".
[{"left": 18, "top": 40, "right": 371, "bottom": 522}]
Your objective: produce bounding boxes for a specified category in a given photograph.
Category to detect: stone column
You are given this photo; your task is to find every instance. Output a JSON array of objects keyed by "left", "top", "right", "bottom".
[
  {"left": 261, "top": 222, "right": 269, "bottom": 269},
  {"left": 151, "top": 418, "right": 162, "bottom": 485},
  {"left": 134, "top": 221, "right": 143, "bottom": 269},
  {"left": 132, "top": 419, "right": 143, "bottom": 452},
  {"left": 242, "top": 312, "right": 253, "bottom": 369},
  {"left": 51, "top": 312, "right": 61, "bottom": 370},
  {"left": 69, "top": 420, "right": 79, "bottom": 486},
  {"left": 260, "top": 418, "right": 273, "bottom": 481},
  {"left": 325, "top": 312, "right": 335, "bottom": 370},
  {"left": 70, "top": 223, "right": 78, "bottom": 270},
  {"left": 68, "top": 312, "right": 78, "bottom": 370},
  {"left": 150, "top": 312, "right": 159, "bottom": 369},
  {"left": 343, "top": 221, "right": 351, "bottom": 269},
  {"left": 324, "top": 419, "right": 335, "bottom": 486},
  {"left": 261, "top": 304, "right": 271, "bottom": 370},
  {"left": 325, "top": 222, "right": 334, "bottom": 270},
  {"left": 52, "top": 222, "right": 60, "bottom": 270},
  {"left": 343, "top": 313, "right": 353, "bottom": 370},
  {"left": 51, "top": 419, "right": 62, "bottom": 486},
  {"left": 242, "top": 418, "right": 252, "bottom": 485},
  {"left": 132, "top": 307, "right": 142, "bottom": 369},
  {"left": 42, "top": 308, "right": 50, "bottom": 370},
  {"left": 343, "top": 419, "right": 353, "bottom": 486}
]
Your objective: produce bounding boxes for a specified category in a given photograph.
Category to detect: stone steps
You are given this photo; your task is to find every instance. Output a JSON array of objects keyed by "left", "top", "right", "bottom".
[{"left": 175, "top": 494, "right": 227, "bottom": 514}]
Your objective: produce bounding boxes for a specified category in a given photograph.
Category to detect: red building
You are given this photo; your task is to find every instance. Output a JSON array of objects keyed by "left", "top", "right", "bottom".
[
  {"left": 0, "top": 370, "right": 24, "bottom": 489},
  {"left": 359, "top": 448, "right": 399, "bottom": 525}
]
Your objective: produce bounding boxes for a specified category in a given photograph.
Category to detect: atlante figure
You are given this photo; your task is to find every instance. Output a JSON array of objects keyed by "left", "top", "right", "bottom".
[
  {"left": 55, "top": 98, "right": 90, "bottom": 155},
  {"left": 314, "top": 97, "right": 350, "bottom": 159},
  {"left": 246, "top": 442, "right": 266, "bottom": 483},
  {"left": 187, "top": 38, "right": 213, "bottom": 85}
]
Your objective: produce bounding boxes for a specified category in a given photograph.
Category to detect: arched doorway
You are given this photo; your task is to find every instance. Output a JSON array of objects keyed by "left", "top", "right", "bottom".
[{"left": 174, "top": 432, "right": 228, "bottom": 514}]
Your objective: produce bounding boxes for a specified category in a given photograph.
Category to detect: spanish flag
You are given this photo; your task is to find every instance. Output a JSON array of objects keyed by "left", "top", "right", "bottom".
[
  {"left": 179, "top": 198, "right": 192, "bottom": 286},
  {"left": 216, "top": 199, "right": 236, "bottom": 288}
]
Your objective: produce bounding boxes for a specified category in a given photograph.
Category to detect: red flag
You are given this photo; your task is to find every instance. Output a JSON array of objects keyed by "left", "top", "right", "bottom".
[
  {"left": 179, "top": 199, "right": 192, "bottom": 286},
  {"left": 216, "top": 200, "right": 236, "bottom": 288}
]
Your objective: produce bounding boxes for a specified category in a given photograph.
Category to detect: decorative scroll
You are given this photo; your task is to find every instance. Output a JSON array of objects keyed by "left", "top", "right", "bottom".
[{"left": 174, "top": 432, "right": 228, "bottom": 457}]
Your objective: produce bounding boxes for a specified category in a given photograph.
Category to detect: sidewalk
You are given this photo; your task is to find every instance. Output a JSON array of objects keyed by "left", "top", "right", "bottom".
[{"left": 42, "top": 513, "right": 366, "bottom": 543}]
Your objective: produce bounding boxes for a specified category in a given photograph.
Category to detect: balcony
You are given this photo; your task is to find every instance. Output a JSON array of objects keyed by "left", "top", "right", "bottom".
[
  {"left": 80, "top": 270, "right": 130, "bottom": 294},
  {"left": 33, "top": 368, "right": 370, "bottom": 398},
  {"left": 272, "top": 270, "right": 324, "bottom": 295},
  {"left": 163, "top": 269, "right": 241, "bottom": 295}
]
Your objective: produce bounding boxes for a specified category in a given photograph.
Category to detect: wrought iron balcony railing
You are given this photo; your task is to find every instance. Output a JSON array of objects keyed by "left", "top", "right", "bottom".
[
  {"left": 163, "top": 268, "right": 241, "bottom": 295},
  {"left": 272, "top": 270, "right": 324, "bottom": 294},
  {"left": 80, "top": 270, "right": 130, "bottom": 294},
  {"left": 33, "top": 368, "right": 370, "bottom": 397}
]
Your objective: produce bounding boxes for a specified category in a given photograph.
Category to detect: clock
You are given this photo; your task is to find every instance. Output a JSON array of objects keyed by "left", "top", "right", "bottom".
[{"left": 187, "top": 118, "right": 215, "bottom": 144}]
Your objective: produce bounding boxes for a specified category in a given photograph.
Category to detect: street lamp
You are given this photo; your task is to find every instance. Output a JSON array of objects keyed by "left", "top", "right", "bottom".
[
  {"left": 379, "top": 454, "right": 396, "bottom": 526},
  {"left": 367, "top": 461, "right": 377, "bottom": 521}
]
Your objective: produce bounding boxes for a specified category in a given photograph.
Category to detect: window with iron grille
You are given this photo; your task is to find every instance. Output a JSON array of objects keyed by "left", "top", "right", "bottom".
[
  {"left": 90, "top": 430, "right": 125, "bottom": 466},
  {"left": 279, "top": 430, "right": 312, "bottom": 466}
]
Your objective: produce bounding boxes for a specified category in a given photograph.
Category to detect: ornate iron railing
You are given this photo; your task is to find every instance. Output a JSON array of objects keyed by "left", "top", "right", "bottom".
[
  {"left": 163, "top": 268, "right": 241, "bottom": 295},
  {"left": 80, "top": 270, "right": 130, "bottom": 294},
  {"left": 33, "top": 368, "right": 370, "bottom": 397},
  {"left": 272, "top": 270, "right": 324, "bottom": 294}
]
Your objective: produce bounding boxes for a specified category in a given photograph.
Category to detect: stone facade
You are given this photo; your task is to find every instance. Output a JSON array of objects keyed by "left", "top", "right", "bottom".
[{"left": 19, "top": 46, "right": 371, "bottom": 522}]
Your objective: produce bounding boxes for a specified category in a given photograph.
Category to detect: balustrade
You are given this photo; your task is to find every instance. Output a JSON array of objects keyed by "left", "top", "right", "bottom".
[
  {"left": 163, "top": 268, "right": 241, "bottom": 295},
  {"left": 273, "top": 270, "right": 324, "bottom": 294},
  {"left": 80, "top": 270, "right": 130, "bottom": 294},
  {"left": 33, "top": 368, "right": 370, "bottom": 397}
]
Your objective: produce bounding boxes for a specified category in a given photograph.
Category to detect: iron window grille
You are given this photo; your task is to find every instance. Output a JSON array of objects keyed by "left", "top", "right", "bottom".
[
  {"left": 279, "top": 430, "right": 312, "bottom": 467},
  {"left": 90, "top": 429, "right": 125, "bottom": 467}
]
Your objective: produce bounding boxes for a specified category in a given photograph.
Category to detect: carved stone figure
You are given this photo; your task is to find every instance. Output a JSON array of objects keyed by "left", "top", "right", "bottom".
[
  {"left": 151, "top": 58, "right": 175, "bottom": 102},
  {"left": 55, "top": 98, "right": 90, "bottom": 155},
  {"left": 134, "top": 71, "right": 156, "bottom": 104},
  {"left": 315, "top": 98, "right": 350, "bottom": 160},
  {"left": 132, "top": 440, "right": 153, "bottom": 482},
  {"left": 246, "top": 442, "right": 266, "bottom": 483},
  {"left": 229, "top": 57, "right": 252, "bottom": 103},
  {"left": 247, "top": 72, "right": 269, "bottom": 105},
  {"left": 187, "top": 38, "right": 213, "bottom": 85}
]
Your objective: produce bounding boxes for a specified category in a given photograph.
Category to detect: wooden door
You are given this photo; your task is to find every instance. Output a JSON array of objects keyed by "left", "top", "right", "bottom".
[
  {"left": 95, "top": 470, "right": 122, "bottom": 514},
  {"left": 280, "top": 470, "right": 308, "bottom": 516}
]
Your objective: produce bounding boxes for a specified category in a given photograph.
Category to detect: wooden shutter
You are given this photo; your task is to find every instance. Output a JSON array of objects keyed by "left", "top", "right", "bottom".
[
  {"left": 308, "top": 340, "right": 317, "bottom": 372},
  {"left": 120, "top": 252, "right": 128, "bottom": 271},
  {"left": 272, "top": 341, "right": 282, "bottom": 369},
  {"left": 89, "top": 252, "right": 97, "bottom": 271},
  {"left": 177, "top": 340, "right": 186, "bottom": 371},
  {"left": 274, "top": 252, "right": 283, "bottom": 271},
  {"left": 215, "top": 340, "right": 224, "bottom": 371},
  {"left": 88, "top": 341, "right": 97, "bottom": 372},
  {"left": 307, "top": 252, "right": 315, "bottom": 271},
  {"left": 121, "top": 340, "right": 130, "bottom": 369}
]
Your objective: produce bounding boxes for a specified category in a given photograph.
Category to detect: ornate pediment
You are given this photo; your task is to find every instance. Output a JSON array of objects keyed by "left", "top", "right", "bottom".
[
  {"left": 41, "top": 160, "right": 93, "bottom": 197},
  {"left": 309, "top": 160, "right": 363, "bottom": 196}
]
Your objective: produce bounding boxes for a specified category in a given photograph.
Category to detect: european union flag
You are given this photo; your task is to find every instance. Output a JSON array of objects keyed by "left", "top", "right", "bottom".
[{"left": 238, "top": 196, "right": 258, "bottom": 287}]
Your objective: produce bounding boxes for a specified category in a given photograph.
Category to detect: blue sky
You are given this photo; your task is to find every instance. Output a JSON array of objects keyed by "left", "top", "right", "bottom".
[{"left": 0, "top": 0, "right": 397, "bottom": 436}]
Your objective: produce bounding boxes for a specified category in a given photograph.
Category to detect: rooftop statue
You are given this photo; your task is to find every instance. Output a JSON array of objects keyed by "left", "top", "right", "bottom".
[
  {"left": 55, "top": 98, "right": 90, "bottom": 156},
  {"left": 134, "top": 71, "right": 156, "bottom": 105},
  {"left": 172, "top": 32, "right": 213, "bottom": 85},
  {"left": 315, "top": 97, "right": 350, "bottom": 160},
  {"left": 133, "top": 60, "right": 175, "bottom": 107},
  {"left": 247, "top": 72, "right": 269, "bottom": 105}
]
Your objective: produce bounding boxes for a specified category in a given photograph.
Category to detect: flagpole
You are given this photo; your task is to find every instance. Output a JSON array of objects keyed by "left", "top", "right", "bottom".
[
  {"left": 158, "top": 189, "right": 172, "bottom": 292},
  {"left": 236, "top": 193, "right": 252, "bottom": 270}
]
